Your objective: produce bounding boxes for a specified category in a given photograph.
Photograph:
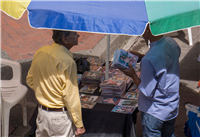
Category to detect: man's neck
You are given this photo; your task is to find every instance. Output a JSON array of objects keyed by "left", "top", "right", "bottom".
[{"left": 149, "top": 35, "right": 163, "bottom": 43}]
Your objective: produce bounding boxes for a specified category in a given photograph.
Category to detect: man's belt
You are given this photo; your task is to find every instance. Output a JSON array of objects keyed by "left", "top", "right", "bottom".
[{"left": 39, "top": 104, "right": 67, "bottom": 112}]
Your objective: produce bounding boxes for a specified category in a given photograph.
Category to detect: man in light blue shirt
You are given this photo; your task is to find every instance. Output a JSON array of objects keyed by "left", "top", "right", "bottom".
[{"left": 121, "top": 24, "right": 181, "bottom": 137}]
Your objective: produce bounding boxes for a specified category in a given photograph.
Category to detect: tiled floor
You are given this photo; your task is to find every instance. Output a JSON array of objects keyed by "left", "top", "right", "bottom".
[{"left": 1, "top": 11, "right": 105, "bottom": 61}]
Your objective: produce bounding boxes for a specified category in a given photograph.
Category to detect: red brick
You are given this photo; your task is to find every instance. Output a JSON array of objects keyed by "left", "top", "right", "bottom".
[
  {"left": 7, "top": 51, "right": 22, "bottom": 61},
  {"left": 13, "top": 46, "right": 34, "bottom": 55},
  {"left": 0, "top": 43, "right": 13, "bottom": 53},
  {"left": 14, "top": 28, "right": 29, "bottom": 36},
  {"left": 47, "top": 40, "right": 54, "bottom": 45},
  {"left": 21, "top": 53, "right": 34, "bottom": 59},
  {"left": 1, "top": 29, "right": 9, "bottom": 37},
  {"left": 37, "top": 41, "right": 49, "bottom": 47},
  {"left": 18, "top": 40, "right": 38, "bottom": 47},
  {"left": 46, "top": 29, "right": 53, "bottom": 36},
  {"left": 40, "top": 33, "right": 52, "bottom": 41},
  {"left": 6, "top": 20, "right": 21, "bottom": 28},
  {"left": 1, "top": 19, "right": 8, "bottom": 26},
  {"left": 9, "top": 31, "right": 25, "bottom": 43},
  {"left": 22, "top": 35, "right": 42, "bottom": 41},
  {"left": 21, "top": 23, "right": 35, "bottom": 32},
  {"left": 31, "top": 44, "right": 42, "bottom": 51},
  {"left": 2, "top": 24, "right": 15, "bottom": 34},
  {"left": 3, "top": 36, "right": 19, "bottom": 47},
  {"left": 1, "top": 11, "right": 13, "bottom": 21}
]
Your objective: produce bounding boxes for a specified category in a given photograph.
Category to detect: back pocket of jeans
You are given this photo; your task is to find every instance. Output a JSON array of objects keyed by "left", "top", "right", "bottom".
[{"left": 49, "top": 114, "right": 72, "bottom": 136}]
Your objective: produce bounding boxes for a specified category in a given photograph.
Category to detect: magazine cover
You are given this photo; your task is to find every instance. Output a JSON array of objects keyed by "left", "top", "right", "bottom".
[
  {"left": 79, "top": 85, "right": 97, "bottom": 94},
  {"left": 127, "top": 84, "right": 137, "bottom": 92},
  {"left": 90, "top": 65, "right": 105, "bottom": 72},
  {"left": 100, "top": 79, "right": 125, "bottom": 88},
  {"left": 82, "top": 71, "right": 104, "bottom": 80},
  {"left": 81, "top": 102, "right": 96, "bottom": 109},
  {"left": 98, "top": 96, "right": 120, "bottom": 105},
  {"left": 112, "top": 49, "right": 138, "bottom": 69},
  {"left": 111, "top": 105, "right": 136, "bottom": 114},
  {"left": 117, "top": 99, "right": 138, "bottom": 107},
  {"left": 123, "top": 92, "right": 138, "bottom": 100},
  {"left": 80, "top": 94, "right": 99, "bottom": 102}
]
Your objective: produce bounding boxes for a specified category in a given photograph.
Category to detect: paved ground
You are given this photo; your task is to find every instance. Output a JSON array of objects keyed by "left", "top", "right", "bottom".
[
  {"left": 1, "top": 10, "right": 200, "bottom": 137},
  {"left": 1, "top": 11, "right": 105, "bottom": 61}
]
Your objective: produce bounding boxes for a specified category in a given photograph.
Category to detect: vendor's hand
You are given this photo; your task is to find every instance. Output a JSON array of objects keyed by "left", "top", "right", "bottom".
[
  {"left": 119, "top": 64, "right": 136, "bottom": 78},
  {"left": 75, "top": 127, "right": 85, "bottom": 137}
]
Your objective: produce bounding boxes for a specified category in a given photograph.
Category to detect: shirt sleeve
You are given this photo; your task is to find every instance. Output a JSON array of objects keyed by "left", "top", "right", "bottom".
[
  {"left": 60, "top": 61, "right": 83, "bottom": 128},
  {"left": 138, "top": 58, "right": 157, "bottom": 98}
]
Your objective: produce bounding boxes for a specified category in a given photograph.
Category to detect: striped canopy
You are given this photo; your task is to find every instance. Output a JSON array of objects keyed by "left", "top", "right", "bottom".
[{"left": 1, "top": 0, "right": 200, "bottom": 36}]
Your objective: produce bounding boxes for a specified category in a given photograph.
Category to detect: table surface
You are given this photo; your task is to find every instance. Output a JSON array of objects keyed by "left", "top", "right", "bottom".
[{"left": 81, "top": 87, "right": 138, "bottom": 137}]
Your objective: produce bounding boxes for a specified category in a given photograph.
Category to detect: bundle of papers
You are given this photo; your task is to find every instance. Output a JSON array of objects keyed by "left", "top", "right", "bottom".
[
  {"left": 81, "top": 102, "right": 96, "bottom": 109},
  {"left": 80, "top": 94, "right": 99, "bottom": 102},
  {"left": 86, "top": 57, "right": 105, "bottom": 66},
  {"left": 111, "top": 105, "right": 136, "bottom": 114},
  {"left": 117, "top": 99, "right": 138, "bottom": 107},
  {"left": 77, "top": 74, "right": 82, "bottom": 85},
  {"left": 79, "top": 85, "right": 98, "bottom": 94},
  {"left": 104, "top": 67, "right": 133, "bottom": 90},
  {"left": 98, "top": 96, "right": 120, "bottom": 105},
  {"left": 90, "top": 64, "right": 105, "bottom": 72},
  {"left": 82, "top": 71, "right": 105, "bottom": 86},
  {"left": 100, "top": 79, "right": 126, "bottom": 98},
  {"left": 112, "top": 49, "right": 138, "bottom": 69}
]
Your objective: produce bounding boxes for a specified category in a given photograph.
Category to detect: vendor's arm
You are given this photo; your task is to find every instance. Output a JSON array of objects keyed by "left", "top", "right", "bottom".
[
  {"left": 119, "top": 64, "right": 141, "bottom": 88},
  {"left": 129, "top": 50, "right": 145, "bottom": 61}
]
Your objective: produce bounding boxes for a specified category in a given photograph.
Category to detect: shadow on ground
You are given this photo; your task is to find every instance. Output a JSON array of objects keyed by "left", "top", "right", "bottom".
[{"left": 180, "top": 42, "right": 200, "bottom": 81}]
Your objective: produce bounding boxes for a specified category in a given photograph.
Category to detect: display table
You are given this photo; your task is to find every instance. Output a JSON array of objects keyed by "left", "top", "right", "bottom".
[{"left": 81, "top": 103, "right": 138, "bottom": 137}]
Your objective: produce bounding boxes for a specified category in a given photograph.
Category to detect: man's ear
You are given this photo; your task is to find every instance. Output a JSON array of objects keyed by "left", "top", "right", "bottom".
[{"left": 62, "top": 36, "right": 68, "bottom": 44}]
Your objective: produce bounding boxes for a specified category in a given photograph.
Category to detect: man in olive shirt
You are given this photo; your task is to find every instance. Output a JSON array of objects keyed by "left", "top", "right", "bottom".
[{"left": 27, "top": 30, "right": 85, "bottom": 137}]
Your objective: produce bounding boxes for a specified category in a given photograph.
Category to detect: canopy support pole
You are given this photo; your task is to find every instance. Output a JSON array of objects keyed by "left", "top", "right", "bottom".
[
  {"left": 105, "top": 35, "right": 110, "bottom": 80},
  {"left": 188, "top": 28, "right": 193, "bottom": 46}
]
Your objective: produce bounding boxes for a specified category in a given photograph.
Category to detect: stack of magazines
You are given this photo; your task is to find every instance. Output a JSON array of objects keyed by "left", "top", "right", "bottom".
[
  {"left": 112, "top": 49, "right": 138, "bottom": 69},
  {"left": 105, "top": 67, "right": 133, "bottom": 90},
  {"left": 86, "top": 57, "right": 105, "bottom": 66},
  {"left": 79, "top": 85, "right": 98, "bottom": 94},
  {"left": 100, "top": 79, "right": 126, "bottom": 98},
  {"left": 90, "top": 64, "right": 105, "bottom": 72},
  {"left": 82, "top": 71, "right": 105, "bottom": 86},
  {"left": 77, "top": 74, "right": 82, "bottom": 86},
  {"left": 80, "top": 94, "right": 99, "bottom": 109}
]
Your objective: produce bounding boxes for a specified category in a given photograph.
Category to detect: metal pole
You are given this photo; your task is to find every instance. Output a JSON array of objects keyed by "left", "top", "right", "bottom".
[
  {"left": 188, "top": 28, "right": 193, "bottom": 46},
  {"left": 105, "top": 35, "right": 110, "bottom": 80}
]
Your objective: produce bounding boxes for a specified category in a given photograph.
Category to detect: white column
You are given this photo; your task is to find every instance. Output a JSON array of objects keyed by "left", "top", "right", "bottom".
[
  {"left": 105, "top": 35, "right": 110, "bottom": 80},
  {"left": 188, "top": 28, "right": 193, "bottom": 46}
]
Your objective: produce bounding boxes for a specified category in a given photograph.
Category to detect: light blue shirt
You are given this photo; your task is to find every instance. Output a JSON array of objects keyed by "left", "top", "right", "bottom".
[{"left": 138, "top": 36, "right": 181, "bottom": 121}]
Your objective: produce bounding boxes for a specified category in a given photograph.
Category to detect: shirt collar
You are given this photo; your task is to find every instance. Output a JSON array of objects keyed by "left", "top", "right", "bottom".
[
  {"left": 149, "top": 36, "right": 165, "bottom": 48},
  {"left": 51, "top": 42, "right": 73, "bottom": 58}
]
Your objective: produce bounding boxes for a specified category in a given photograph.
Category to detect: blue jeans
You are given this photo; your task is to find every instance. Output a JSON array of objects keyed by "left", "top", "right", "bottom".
[{"left": 141, "top": 112, "right": 176, "bottom": 137}]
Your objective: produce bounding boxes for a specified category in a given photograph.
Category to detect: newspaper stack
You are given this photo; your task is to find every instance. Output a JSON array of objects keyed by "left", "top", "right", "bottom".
[
  {"left": 112, "top": 49, "right": 138, "bottom": 69},
  {"left": 82, "top": 71, "right": 105, "bottom": 86},
  {"left": 100, "top": 79, "right": 126, "bottom": 98}
]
